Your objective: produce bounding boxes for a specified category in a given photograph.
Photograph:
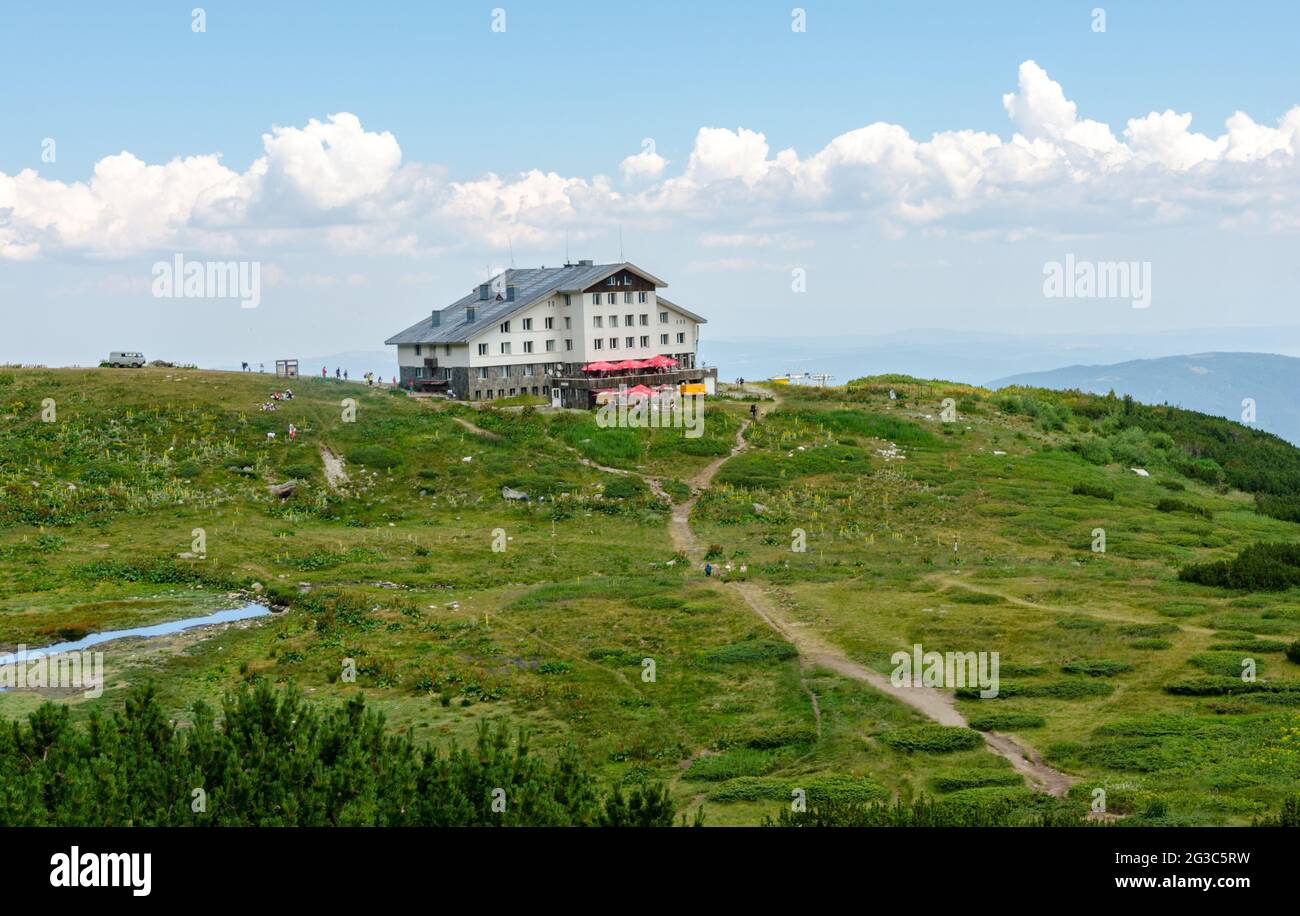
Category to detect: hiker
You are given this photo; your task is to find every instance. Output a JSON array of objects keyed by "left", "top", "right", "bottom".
[
  {"left": 749, "top": 403, "right": 758, "bottom": 420},
  {"left": 343, "top": 370, "right": 348, "bottom": 380},
  {"left": 288, "top": 423, "right": 297, "bottom": 442},
  {"left": 704, "top": 562, "right": 713, "bottom": 577},
  {"left": 241, "top": 361, "right": 249, "bottom": 372},
  {"left": 335, "top": 368, "right": 340, "bottom": 379},
  {"left": 322, "top": 367, "right": 327, "bottom": 379}
]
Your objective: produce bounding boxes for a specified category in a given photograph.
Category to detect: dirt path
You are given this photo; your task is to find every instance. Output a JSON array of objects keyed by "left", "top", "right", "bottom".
[
  {"left": 670, "top": 385, "right": 1075, "bottom": 797},
  {"left": 319, "top": 445, "right": 349, "bottom": 492}
]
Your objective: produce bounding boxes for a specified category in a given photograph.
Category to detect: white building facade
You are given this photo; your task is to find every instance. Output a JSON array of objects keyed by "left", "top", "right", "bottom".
[{"left": 385, "top": 261, "right": 712, "bottom": 406}]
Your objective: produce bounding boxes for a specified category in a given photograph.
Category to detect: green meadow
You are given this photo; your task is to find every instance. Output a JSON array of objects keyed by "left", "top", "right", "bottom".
[{"left": 1, "top": 367, "right": 1298, "bottom": 825}]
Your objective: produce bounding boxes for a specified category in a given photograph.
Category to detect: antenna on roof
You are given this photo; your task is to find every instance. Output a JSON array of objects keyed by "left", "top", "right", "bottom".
[
  {"left": 618, "top": 225, "right": 624, "bottom": 262},
  {"left": 564, "top": 229, "right": 570, "bottom": 266},
  {"left": 507, "top": 235, "right": 515, "bottom": 268}
]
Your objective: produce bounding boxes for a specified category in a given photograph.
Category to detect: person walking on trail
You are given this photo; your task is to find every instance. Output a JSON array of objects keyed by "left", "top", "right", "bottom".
[
  {"left": 343, "top": 369, "right": 348, "bottom": 380},
  {"left": 321, "top": 366, "right": 327, "bottom": 379},
  {"left": 704, "top": 562, "right": 713, "bottom": 577},
  {"left": 749, "top": 403, "right": 758, "bottom": 421},
  {"left": 335, "top": 367, "right": 340, "bottom": 379}
]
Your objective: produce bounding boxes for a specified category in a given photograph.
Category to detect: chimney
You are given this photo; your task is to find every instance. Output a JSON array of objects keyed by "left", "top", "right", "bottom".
[
  {"left": 578, "top": 259, "right": 593, "bottom": 267},
  {"left": 431, "top": 310, "right": 441, "bottom": 328}
]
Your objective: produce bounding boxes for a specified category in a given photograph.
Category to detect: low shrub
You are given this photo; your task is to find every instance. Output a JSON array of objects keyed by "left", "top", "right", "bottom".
[
  {"left": 966, "top": 712, "right": 1046, "bottom": 731},
  {"left": 1061, "top": 659, "right": 1134, "bottom": 677},
  {"left": 1071, "top": 482, "right": 1115, "bottom": 500},
  {"left": 878, "top": 725, "right": 983, "bottom": 753}
]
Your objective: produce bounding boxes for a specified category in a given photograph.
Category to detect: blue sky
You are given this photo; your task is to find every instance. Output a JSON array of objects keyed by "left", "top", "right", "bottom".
[
  {"left": 7, "top": 1, "right": 1299, "bottom": 179},
  {"left": 3, "top": 1, "right": 1300, "bottom": 368}
]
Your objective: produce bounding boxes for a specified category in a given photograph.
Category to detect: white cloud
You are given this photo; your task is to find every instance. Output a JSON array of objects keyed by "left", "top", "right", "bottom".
[
  {"left": 4, "top": 62, "right": 1300, "bottom": 262},
  {"left": 619, "top": 148, "right": 667, "bottom": 182}
]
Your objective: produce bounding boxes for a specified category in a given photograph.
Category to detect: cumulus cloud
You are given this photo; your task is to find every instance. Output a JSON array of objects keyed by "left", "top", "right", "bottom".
[
  {"left": 619, "top": 147, "right": 668, "bottom": 182},
  {"left": 3, "top": 61, "right": 1300, "bottom": 261}
]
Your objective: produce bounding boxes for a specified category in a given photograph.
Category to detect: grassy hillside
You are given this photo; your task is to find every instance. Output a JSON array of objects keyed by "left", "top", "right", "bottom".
[
  {"left": 2, "top": 367, "right": 1299, "bottom": 825},
  {"left": 991, "top": 351, "right": 1300, "bottom": 445}
]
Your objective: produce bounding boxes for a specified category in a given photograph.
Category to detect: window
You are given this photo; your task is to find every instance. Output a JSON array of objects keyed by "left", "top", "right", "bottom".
[
  {"left": 523, "top": 341, "right": 534, "bottom": 354},
  {"left": 676, "top": 332, "right": 685, "bottom": 344},
  {"left": 625, "top": 314, "right": 634, "bottom": 326},
  {"left": 484, "top": 390, "right": 492, "bottom": 400},
  {"left": 609, "top": 314, "right": 618, "bottom": 327},
  {"left": 591, "top": 293, "right": 600, "bottom": 305},
  {"left": 477, "top": 343, "right": 488, "bottom": 356},
  {"left": 638, "top": 291, "right": 647, "bottom": 303},
  {"left": 625, "top": 336, "right": 634, "bottom": 348},
  {"left": 477, "top": 367, "right": 489, "bottom": 379},
  {"left": 521, "top": 318, "right": 532, "bottom": 331},
  {"left": 509, "top": 388, "right": 516, "bottom": 396},
  {"left": 609, "top": 337, "right": 618, "bottom": 349},
  {"left": 639, "top": 314, "right": 648, "bottom": 326},
  {"left": 544, "top": 317, "right": 554, "bottom": 329},
  {"left": 563, "top": 294, "right": 571, "bottom": 306},
  {"left": 606, "top": 293, "right": 616, "bottom": 304},
  {"left": 545, "top": 339, "right": 556, "bottom": 352},
  {"left": 660, "top": 334, "right": 669, "bottom": 345},
  {"left": 640, "top": 336, "right": 649, "bottom": 347},
  {"left": 414, "top": 344, "right": 422, "bottom": 356},
  {"left": 498, "top": 366, "right": 509, "bottom": 378},
  {"left": 474, "top": 390, "right": 481, "bottom": 400},
  {"left": 565, "top": 339, "right": 573, "bottom": 351},
  {"left": 444, "top": 344, "right": 451, "bottom": 356},
  {"left": 659, "top": 311, "right": 668, "bottom": 323},
  {"left": 593, "top": 315, "right": 603, "bottom": 328},
  {"left": 466, "top": 306, "right": 476, "bottom": 321},
  {"left": 500, "top": 342, "right": 511, "bottom": 354},
  {"left": 606, "top": 275, "right": 617, "bottom": 285},
  {"left": 593, "top": 339, "right": 603, "bottom": 350},
  {"left": 623, "top": 291, "right": 632, "bottom": 304},
  {"left": 522, "top": 364, "right": 533, "bottom": 376},
  {"left": 564, "top": 316, "right": 571, "bottom": 329}
]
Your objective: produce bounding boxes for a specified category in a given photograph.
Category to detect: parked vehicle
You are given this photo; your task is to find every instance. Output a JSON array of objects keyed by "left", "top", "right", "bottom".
[{"left": 107, "top": 351, "right": 146, "bottom": 368}]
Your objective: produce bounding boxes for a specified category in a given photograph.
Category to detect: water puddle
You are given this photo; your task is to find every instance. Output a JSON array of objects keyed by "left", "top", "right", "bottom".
[{"left": 0, "top": 603, "right": 271, "bottom": 665}]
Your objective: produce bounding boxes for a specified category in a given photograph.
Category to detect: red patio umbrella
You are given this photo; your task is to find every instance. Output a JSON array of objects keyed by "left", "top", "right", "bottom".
[
  {"left": 645, "top": 354, "right": 677, "bottom": 368},
  {"left": 624, "top": 384, "right": 656, "bottom": 397},
  {"left": 583, "top": 361, "right": 617, "bottom": 372}
]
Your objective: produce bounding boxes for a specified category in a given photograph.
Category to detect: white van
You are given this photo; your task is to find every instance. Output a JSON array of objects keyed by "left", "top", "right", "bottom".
[{"left": 107, "top": 351, "right": 146, "bottom": 368}]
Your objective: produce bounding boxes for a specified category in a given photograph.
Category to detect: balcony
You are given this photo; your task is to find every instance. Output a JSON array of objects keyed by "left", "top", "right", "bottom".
[{"left": 550, "top": 365, "right": 716, "bottom": 391}]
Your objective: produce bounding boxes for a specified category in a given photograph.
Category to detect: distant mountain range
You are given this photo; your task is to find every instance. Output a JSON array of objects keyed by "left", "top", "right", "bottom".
[{"left": 990, "top": 352, "right": 1300, "bottom": 445}]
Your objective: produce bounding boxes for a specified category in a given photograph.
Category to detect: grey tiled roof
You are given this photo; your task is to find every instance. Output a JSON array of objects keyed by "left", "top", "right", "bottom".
[{"left": 385, "top": 262, "right": 672, "bottom": 346}]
